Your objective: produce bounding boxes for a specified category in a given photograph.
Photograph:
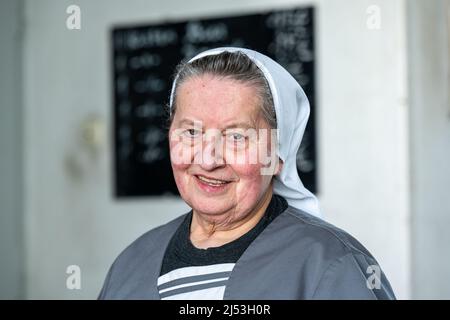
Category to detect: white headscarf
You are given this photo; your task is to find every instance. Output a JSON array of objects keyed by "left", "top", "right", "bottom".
[{"left": 169, "top": 47, "right": 322, "bottom": 218}]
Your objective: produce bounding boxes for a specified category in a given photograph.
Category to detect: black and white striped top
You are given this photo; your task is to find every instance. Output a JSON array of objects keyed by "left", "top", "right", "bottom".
[
  {"left": 157, "top": 194, "right": 288, "bottom": 300},
  {"left": 158, "top": 263, "right": 234, "bottom": 299}
]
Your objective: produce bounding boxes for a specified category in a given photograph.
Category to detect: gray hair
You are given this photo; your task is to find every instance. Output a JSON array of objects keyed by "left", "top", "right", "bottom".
[{"left": 167, "top": 51, "right": 277, "bottom": 129}]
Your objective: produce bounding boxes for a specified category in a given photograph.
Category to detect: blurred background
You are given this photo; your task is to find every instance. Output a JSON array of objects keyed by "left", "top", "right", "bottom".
[{"left": 1, "top": 0, "right": 449, "bottom": 299}]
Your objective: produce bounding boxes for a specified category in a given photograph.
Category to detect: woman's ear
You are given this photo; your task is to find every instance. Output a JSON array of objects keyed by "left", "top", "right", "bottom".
[{"left": 275, "top": 158, "right": 284, "bottom": 176}]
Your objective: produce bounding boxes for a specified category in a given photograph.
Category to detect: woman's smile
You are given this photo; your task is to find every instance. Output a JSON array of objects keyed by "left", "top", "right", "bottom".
[{"left": 194, "top": 174, "right": 233, "bottom": 194}]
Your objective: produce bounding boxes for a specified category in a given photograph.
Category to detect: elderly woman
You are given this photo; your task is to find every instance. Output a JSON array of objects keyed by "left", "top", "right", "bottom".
[{"left": 99, "top": 47, "right": 395, "bottom": 300}]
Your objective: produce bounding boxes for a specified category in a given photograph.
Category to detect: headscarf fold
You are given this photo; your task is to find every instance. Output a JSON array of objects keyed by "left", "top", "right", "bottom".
[{"left": 169, "top": 47, "right": 322, "bottom": 218}]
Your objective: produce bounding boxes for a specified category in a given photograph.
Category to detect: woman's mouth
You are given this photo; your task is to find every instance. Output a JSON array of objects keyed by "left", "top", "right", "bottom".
[
  {"left": 197, "top": 175, "right": 229, "bottom": 185},
  {"left": 194, "top": 175, "right": 231, "bottom": 193}
]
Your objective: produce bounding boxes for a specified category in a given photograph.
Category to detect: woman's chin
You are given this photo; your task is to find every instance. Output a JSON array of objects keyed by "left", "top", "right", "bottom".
[{"left": 191, "top": 200, "right": 232, "bottom": 217}]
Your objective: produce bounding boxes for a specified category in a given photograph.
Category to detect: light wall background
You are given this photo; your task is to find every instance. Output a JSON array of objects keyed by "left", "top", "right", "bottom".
[{"left": 0, "top": 0, "right": 449, "bottom": 299}]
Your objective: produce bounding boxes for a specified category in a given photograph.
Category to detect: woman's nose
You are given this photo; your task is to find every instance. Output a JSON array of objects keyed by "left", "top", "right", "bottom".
[{"left": 195, "top": 133, "right": 225, "bottom": 170}]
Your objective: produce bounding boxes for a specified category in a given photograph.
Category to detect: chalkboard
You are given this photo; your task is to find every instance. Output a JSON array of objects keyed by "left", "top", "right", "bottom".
[{"left": 112, "top": 6, "right": 317, "bottom": 197}]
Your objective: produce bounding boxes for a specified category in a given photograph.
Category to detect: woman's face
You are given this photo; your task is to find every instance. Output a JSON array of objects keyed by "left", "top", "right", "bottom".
[{"left": 169, "top": 74, "right": 280, "bottom": 223}]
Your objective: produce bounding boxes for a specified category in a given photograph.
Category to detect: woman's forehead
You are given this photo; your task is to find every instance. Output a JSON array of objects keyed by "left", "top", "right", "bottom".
[{"left": 174, "top": 75, "right": 263, "bottom": 125}]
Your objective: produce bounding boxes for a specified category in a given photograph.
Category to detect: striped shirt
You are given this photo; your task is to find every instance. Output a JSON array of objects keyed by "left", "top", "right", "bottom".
[
  {"left": 158, "top": 263, "right": 234, "bottom": 299},
  {"left": 157, "top": 194, "right": 288, "bottom": 300}
]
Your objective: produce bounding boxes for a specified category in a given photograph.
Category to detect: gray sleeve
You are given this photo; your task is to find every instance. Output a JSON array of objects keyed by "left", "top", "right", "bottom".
[
  {"left": 97, "top": 262, "right": 114, "bottom": 300},
  {"left": 311, "top": 252, "right": 396, "bottom": 300}
]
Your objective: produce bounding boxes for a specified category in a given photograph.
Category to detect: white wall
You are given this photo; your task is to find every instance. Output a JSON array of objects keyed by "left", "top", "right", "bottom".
[
  {"left": 22, "top": 0, "right": 410, "bottom": 299},
  {"left": 316, "top": 0, "right": 410, "bottom": 299},
  {"left": 408, "top": 0, "right": 450, "bottom": 299},
  {"left": 0, "top": 0, "right": 24, "bottom": 299}
]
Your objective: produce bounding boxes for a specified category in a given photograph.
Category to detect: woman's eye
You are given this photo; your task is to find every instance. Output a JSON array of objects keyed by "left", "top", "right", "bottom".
[
  {"left": 227, "top": 132, "right": 246, "bottom": 143},
  {"left": 185, "top": 129, "right": 200, "bottom": 138},
  {"left": 188, "top": 129, "right": 196, "bottom": 136}
]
